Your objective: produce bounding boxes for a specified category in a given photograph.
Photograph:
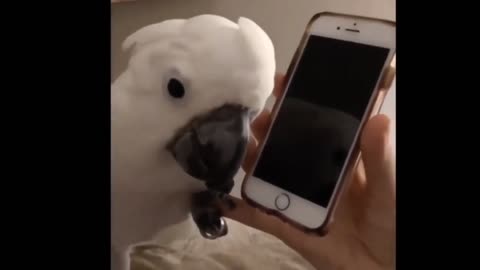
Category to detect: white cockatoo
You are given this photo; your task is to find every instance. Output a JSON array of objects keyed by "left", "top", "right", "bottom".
[{"left": 111, "top": 14, "right": 275, "bottom": 270}]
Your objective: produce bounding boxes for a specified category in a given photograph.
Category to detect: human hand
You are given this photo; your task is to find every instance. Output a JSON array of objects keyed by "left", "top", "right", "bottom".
[{"left": 220, "top": 74, "right": 396, "bottom": 270}]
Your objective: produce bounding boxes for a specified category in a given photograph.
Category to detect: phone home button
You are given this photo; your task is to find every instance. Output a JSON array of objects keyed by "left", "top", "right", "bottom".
[{"left": 275, "top": 193, "right": 290, "bottom": 211}]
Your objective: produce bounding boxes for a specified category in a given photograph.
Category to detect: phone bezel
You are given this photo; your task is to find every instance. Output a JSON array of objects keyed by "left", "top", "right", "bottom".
[{"left": 241, "top": 12, "right": 396, "bottom": 233}]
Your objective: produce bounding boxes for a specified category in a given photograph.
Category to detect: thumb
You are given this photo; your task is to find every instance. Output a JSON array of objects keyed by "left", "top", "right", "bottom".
[
  {"left": 358, "top": 115, "right": 396, "bottom": 265},
  {"left": 360, "top": 114, "right": 395, "bottom": 202}
]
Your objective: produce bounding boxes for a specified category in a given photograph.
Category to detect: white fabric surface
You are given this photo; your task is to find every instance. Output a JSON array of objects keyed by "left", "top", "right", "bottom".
[{"left": 130, "top": 219, "right": 315, "bottom": 270}]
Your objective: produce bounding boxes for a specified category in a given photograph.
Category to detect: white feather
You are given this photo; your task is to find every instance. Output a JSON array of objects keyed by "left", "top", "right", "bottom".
[{"left": 111, "top": 14, "right": 275, "bottom": 270}]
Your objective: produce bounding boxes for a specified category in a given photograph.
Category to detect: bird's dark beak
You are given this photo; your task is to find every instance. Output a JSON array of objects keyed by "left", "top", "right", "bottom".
[{"left": 167, "top": 105, "right": 250, "bottom": 194}]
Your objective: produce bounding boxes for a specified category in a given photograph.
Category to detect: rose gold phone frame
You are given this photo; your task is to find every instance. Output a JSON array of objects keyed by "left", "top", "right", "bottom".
[{"left": 241, "top": 12, "right": 396, "bottom": 235}]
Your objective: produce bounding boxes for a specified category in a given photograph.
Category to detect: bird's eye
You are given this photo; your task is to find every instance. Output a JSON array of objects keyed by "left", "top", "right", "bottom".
[{"left": 167, "top": 78, "right": 185, "bottom": 98}]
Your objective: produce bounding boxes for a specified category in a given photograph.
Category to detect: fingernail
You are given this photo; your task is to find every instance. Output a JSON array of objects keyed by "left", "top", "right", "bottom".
[
  {"left": 378, "top": 115, "right": 392, "bottom": 145},
  {"left": 386, "top": 119, "right": 392, "bottom": 137},
  {"left": 383, "top": 119, "right": 394, "bottom": 158}
]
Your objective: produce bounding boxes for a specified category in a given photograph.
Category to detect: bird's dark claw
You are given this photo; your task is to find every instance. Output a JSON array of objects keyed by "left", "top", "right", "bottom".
[{"left": 191, "top": 188, "right": 237, "bottom": 240}]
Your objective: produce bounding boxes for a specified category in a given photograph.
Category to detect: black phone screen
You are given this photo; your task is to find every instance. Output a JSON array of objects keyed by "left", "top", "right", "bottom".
[{"left": 252, "top": 35, "right": 390, "bottom": 207}]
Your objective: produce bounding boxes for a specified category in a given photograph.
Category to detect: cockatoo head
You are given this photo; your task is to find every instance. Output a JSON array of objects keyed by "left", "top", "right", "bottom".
[{"left": 120, "top": 15, "right": 275, "bottom": 192}]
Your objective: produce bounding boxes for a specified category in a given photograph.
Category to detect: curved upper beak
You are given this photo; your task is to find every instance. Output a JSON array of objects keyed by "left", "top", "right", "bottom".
[{"left": 168, "top": 105, "right": 250, "bottom": 193}]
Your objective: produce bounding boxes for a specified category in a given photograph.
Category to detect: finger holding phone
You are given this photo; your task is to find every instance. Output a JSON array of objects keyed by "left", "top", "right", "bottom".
[{"left": 221, "top": 13, "right": 396, "bottom": 270}]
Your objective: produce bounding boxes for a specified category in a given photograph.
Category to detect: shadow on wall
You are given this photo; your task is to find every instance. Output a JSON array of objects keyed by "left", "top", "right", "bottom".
[
  {"left": 111, "top": 0, "right": 395, "bottom": 80},
  {"left": 111, "top": 0, "right": 217, "bottom": 80}
]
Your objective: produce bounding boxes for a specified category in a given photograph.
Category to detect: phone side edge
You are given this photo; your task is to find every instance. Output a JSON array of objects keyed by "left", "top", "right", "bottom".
[{"left": 241, "top": 12, "right": 396, "bottom": 236}]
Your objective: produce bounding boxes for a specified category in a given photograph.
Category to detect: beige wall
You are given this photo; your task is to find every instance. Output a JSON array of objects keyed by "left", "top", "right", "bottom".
[
  {"left": 111, "top": 0, "right": 396, "bottom": 149},
  {"left": 112, "top": 0, "right": 396, "bottom": 196},
  {"left": 112, "top": 0, "right": 395, "bottom": 79},
  {"left": 111, "top": 0, "right": 396, "bottom": 138},
  {"left": 111, "top": 0, "right": 396, "bottom": 114}
]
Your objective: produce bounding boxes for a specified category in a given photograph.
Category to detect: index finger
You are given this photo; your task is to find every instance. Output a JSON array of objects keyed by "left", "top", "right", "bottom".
[{"left": 360, "top": 114, "right": 395, "bottom": 198}]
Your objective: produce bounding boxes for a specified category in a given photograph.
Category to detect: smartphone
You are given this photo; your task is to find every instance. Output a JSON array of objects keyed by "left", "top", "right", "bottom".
[{"left": 241, "top": 12, "right": 396, "bottom": 234}]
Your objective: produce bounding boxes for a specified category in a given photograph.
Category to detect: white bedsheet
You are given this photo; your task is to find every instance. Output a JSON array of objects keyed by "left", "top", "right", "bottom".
[{"left": 130, "top": 219, "right": 315, "bottom": 270}]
